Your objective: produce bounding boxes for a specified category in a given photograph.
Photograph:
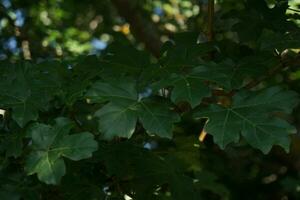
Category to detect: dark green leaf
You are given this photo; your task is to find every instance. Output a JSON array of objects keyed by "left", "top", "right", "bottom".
[
  {"left": 0, "top": 62, "right": 59, "bottom": 127},
  {"left": 25, "top": 118, "right": 98, "bottom": 184},
  {"left": 194, "top": 87, "right": 299, "bottom": 153},
  {"left": 139, "top": 98, "right": 180, "bottom": 138},
  {"left": 87, "top": 80, "right": 179, "bottom": 139}
]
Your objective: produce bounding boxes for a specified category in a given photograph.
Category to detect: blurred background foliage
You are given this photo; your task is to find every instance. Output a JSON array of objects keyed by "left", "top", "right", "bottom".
[
  {"left": 1, "top": 0, "right": 298, "bottom": 60},
  {"left": 1, "top": 0, "right": 300, "bottom": 199}
]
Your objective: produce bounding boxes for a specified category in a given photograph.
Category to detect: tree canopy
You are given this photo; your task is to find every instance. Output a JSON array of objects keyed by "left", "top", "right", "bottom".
[{"left": 0, "top": 0, "right": 300, "bottom": 199}]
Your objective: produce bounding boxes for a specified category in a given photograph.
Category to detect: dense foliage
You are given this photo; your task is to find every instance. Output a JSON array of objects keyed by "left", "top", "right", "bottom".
[{"left": 1, "top": 0, "right": 300, "bottom": 199}]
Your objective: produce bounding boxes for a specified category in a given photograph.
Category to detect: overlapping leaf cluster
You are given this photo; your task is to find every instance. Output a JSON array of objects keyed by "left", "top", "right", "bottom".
[{"left": 0, "top": 0, "right": 299, "bottom": 199}]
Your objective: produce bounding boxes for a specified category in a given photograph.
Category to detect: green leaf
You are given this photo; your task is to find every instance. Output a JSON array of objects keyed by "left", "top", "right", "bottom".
[
  {"left": 187, "top": 54, "right": 279, "bottom": 91},
  {"left": 87, "top": 80, "right": 139, "bottom": 139},
  {"left": 169, "top": 75, "right": 211, "bottom": 108},
  {"left": 86, "top": 80, "right": 137, "bottom": 103},
  {"left": 192, "top": 60, "right": 241, "bottom": 90},
  {"left": 38, "top": 58, "right": 102, "bottom": 106},
  {"left": 26, "top": 152, "right": 66, "bottom": 185},
  {"left": 160, "top": 39, "right": 216, "bottom": 73},
  {"left": 139, "top": 98, "right": 180, "bottom": 138},
  {"left": 65, "top": 56, "right": 103, "bottom": 105},
  {"left": 95, "top": 102, "right": 139, "bottom": 139},
  {"left": 154, "top": 58, "right": 260, "bottom": 107},
  {"left": 25, "top": 118, "right": 98, "bottom": 184},
  {"left": 193, "top": 87, "right": 299, "bottom": 153},
  {"left": 87, "top": 80, "right": 180, "bottom": 139},
  {"left": 0, "top": 62, "right": 59, "bottom": 127},
  {"left": 153, "top": 58, "right": 254, "bottom": 107}
]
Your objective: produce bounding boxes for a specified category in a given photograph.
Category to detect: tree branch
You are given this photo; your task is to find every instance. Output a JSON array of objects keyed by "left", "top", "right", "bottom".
[
  {"left": 207, "top": 0, "right": 214, "bottom": 42},
  {"left": 111, "top": 0, "right": 162, "bottom": 57}
]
